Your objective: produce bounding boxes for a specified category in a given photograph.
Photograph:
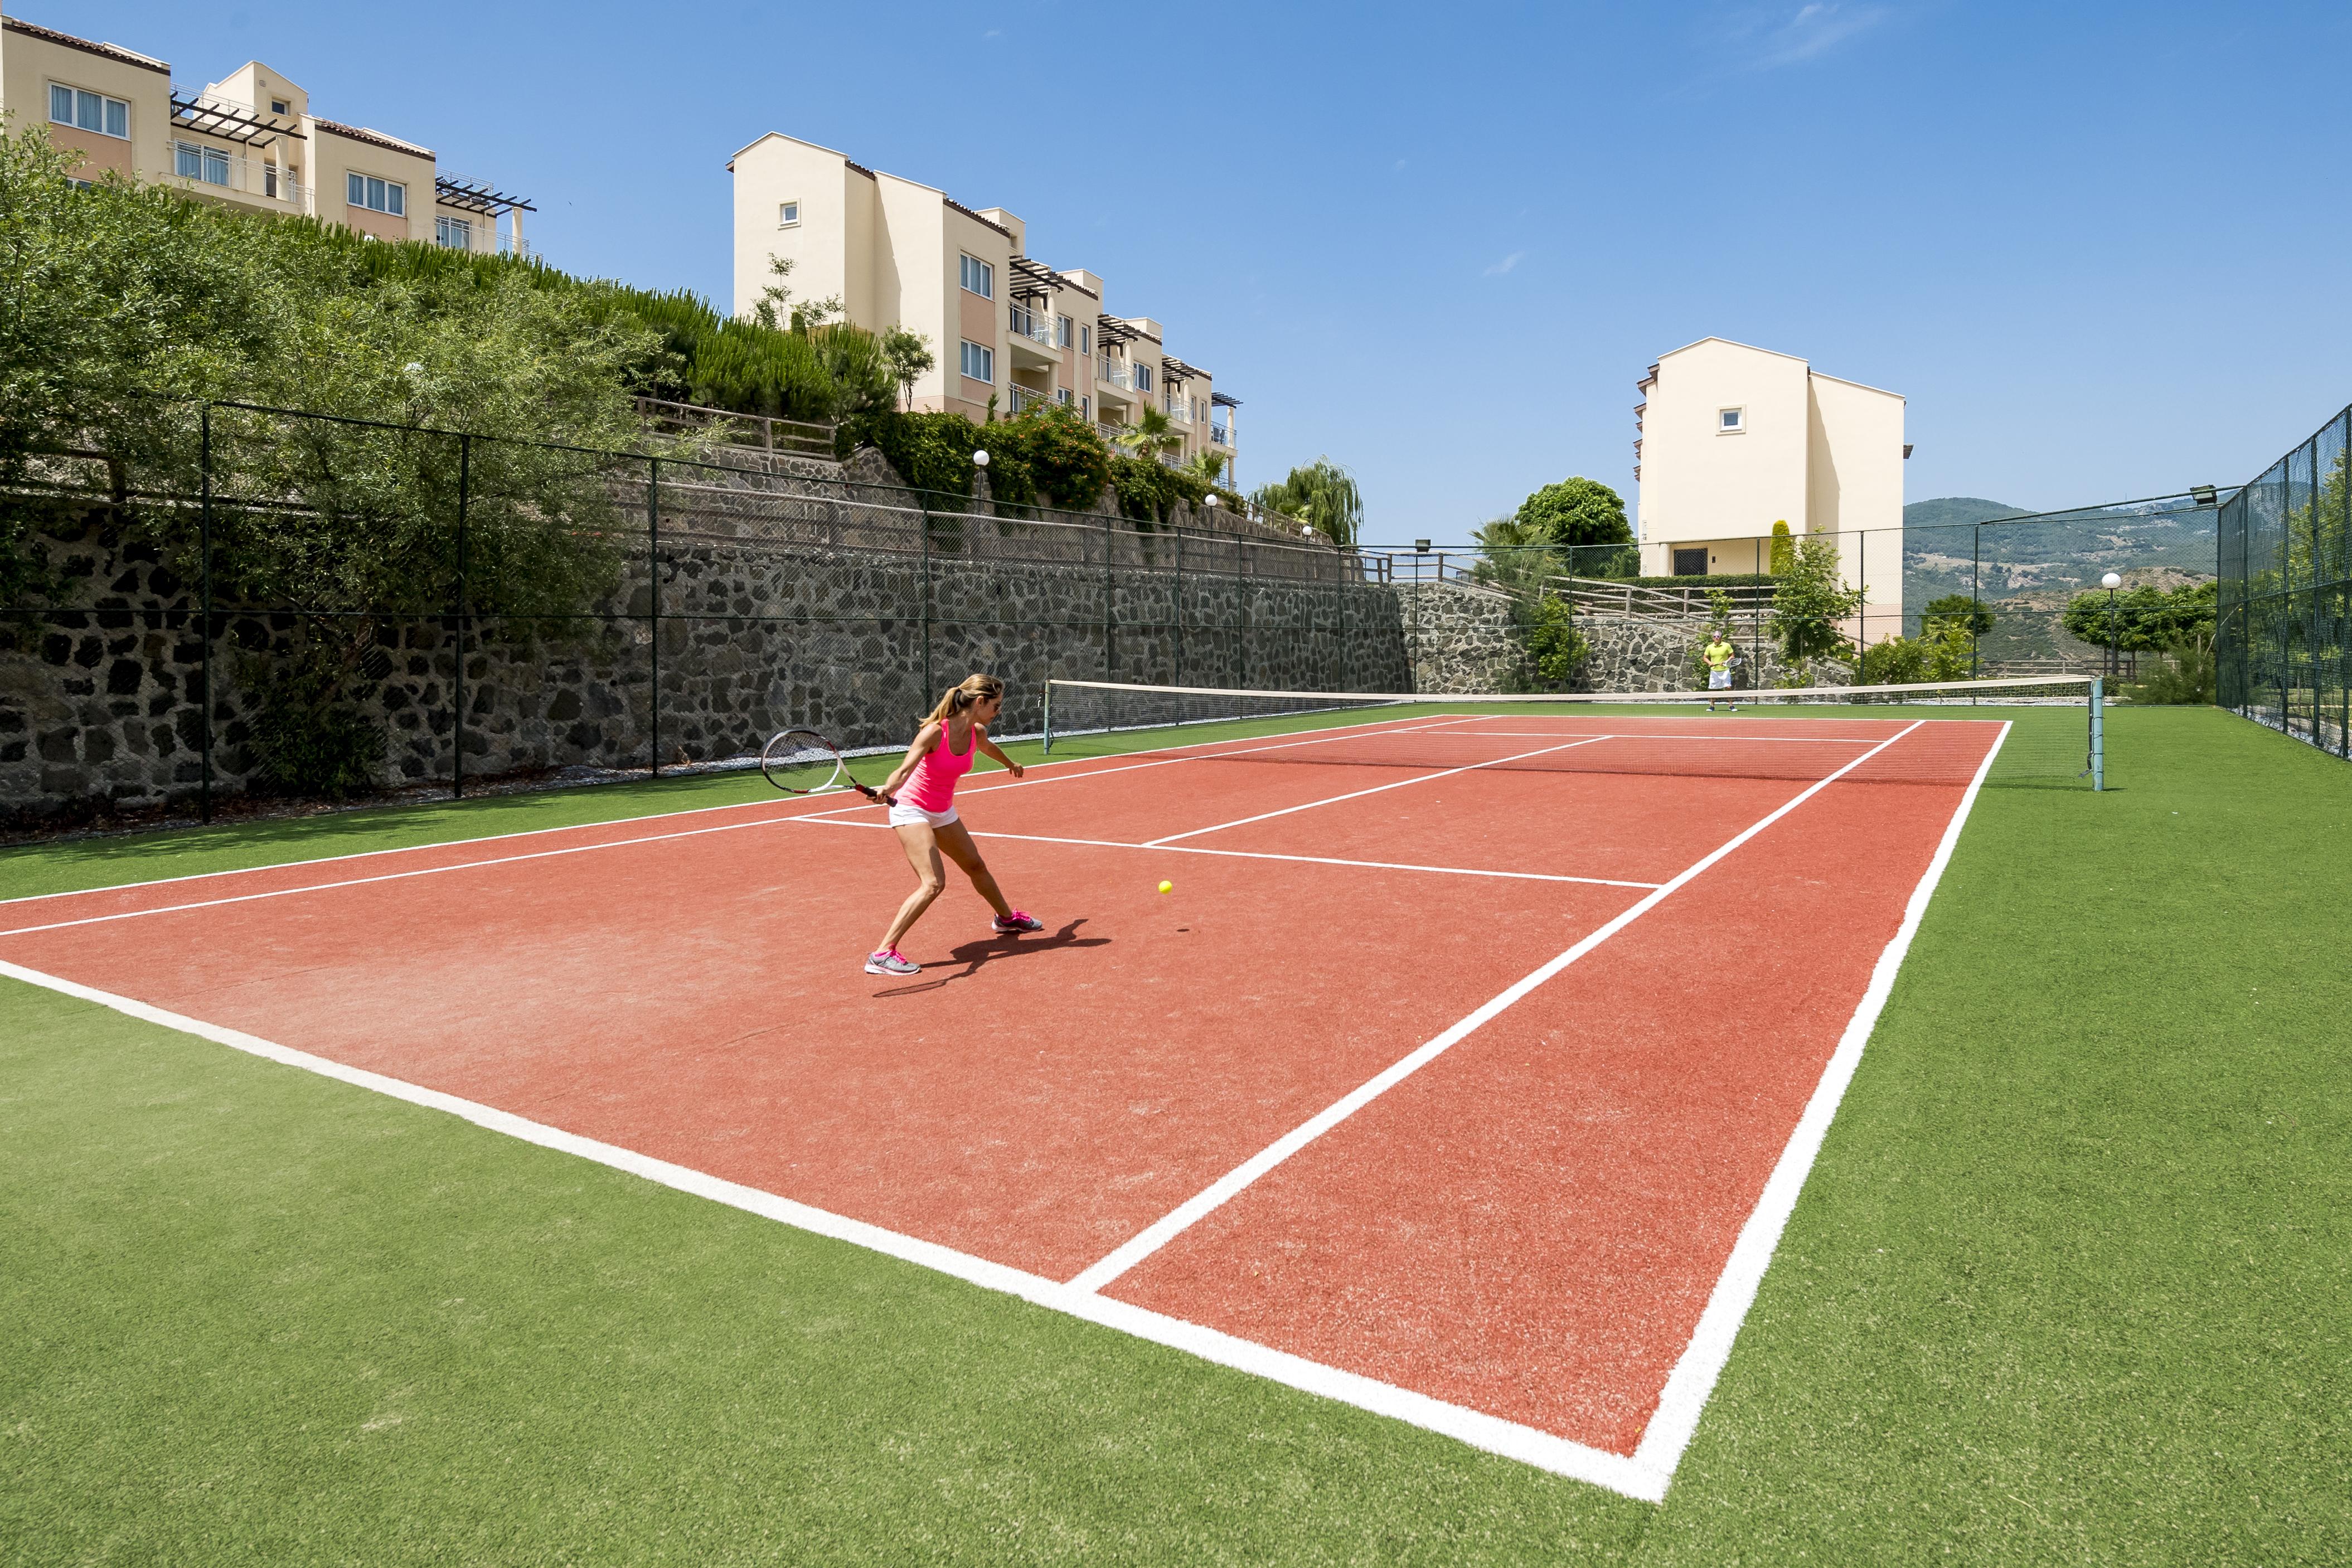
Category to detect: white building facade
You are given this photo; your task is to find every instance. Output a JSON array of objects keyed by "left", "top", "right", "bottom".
[{"left": 1633, "top": 338, "right": 1907, "bottom": 633}]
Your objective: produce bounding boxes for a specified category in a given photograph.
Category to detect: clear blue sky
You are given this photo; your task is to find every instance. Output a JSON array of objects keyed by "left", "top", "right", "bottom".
[{"left": 42, "top": 1, "right": 2352, "bottom": 542}]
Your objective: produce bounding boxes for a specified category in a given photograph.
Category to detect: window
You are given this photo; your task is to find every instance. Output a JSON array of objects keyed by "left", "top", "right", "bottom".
[
  {"left": 174, "top": 142, "right": 231, "bottom": 187},
  {"left": 437, "top": 216, "right": 473, "bottom": 250},
  {"left": 959, "top": 339, "right": 994, "bottom": 383},
  {"left": 958, "top": 254, "right": 993, "bottom": 298},
  {"left": 1672, "top": 547, "right": 1710, "bottom": 576},
  {"left": 1081, "top": 395, "right": 1090, "bottom": 419},
  {"left": 270, "top": 98, "right": 289, "bottom": 115},
  {"left": 50, "top": 85, "right": 130, "bottom": 139},
  {"left": 347, "top": 172, "right": 406, "bottom": 215},
  {"left": 1134, "top": 364, "right": 1153, "bottom": 394},
  {"left": 777, "top": 200, "right": 799, "bottom": 227},
  {"left": 1054, "top": 315, "right": 1073, "bottom": 348},
  {"left": 1718, "top": 407, "right": 1745, "bottom": 433},
  {"left": 1056, "top": 389, "right": 1072, "bottom": 406},
  {"left": 1080, "top": 325, "right": 1090, "bottom": 355}
]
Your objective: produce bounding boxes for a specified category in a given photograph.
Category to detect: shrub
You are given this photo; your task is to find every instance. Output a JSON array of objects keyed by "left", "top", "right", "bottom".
[
  {"left": 247, "top": 657, "right": 387, "bottom": 799},
  {"left": 2127, "top": 639, "right": 2216, "bottom": 705},
  {"left": 1768, "top": 532, "right": 1864, "bottom": 665},
  {"left": 1860, "top": 635, "right": 1928, "bottom": 685},
  {"left": 1509, "top": 595, "right": 1588, "bottom": 692}
]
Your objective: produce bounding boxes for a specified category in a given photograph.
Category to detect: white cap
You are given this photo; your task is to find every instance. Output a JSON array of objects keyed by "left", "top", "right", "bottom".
[{"left": 972, "top": 449, "right": 989, "bottom": 467}]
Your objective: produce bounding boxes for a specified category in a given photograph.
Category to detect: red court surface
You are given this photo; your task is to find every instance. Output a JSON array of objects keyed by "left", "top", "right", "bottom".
[{"left": 0, "top": 711, "right": 2007, "bottom": 1499}]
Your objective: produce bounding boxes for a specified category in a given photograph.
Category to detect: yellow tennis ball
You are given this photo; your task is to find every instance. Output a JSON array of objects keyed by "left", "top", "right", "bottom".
[{"left": 1157, "top": 880, "right": 1173, "bottom": 894}]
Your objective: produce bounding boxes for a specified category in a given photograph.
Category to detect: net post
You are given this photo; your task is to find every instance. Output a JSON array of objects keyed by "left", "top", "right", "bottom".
[
  {"left": 1042, "top": 680, "right": 1054, "bottom": 755},
  {"left": 2089, "top": 676, "right": 2104, "bottom": 791}
]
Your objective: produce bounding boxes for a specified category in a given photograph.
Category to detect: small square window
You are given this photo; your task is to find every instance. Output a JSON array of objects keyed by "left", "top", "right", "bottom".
[
  {"left": 778, "top": 200, "right": 799, "bottom": 227},
  {"left": 1719, "top": 407, "right": 1745, "bottom": 433},
  {"left": 270, "top": 99, "right": 289, "bottom": 115}
]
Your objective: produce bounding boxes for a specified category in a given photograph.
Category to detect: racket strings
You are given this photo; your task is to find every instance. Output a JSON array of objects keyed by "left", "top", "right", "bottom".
[{"left": 762, "top": 730, "right": 846, "bottom": 794}]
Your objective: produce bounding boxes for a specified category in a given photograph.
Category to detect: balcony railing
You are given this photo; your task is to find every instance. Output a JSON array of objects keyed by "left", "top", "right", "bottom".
[
  {"left": 1008, "top": 304, "right": 1055, "bottom": 346},
  {"left": 1008, "top": 383, "right": 1051, "bottom": 413},
  {"left": 1097, "top": 420, "right": 1124, "bottom": 441},
  {"left": 1164, "top": 400, "right": 1192, "bottom": 424},
  {"left": 171, "top": 141, "right": 303, "bottom": 206},
  {"left": 1097, "top": 358, "right": 1132, "bottom": 390},
  {"left": 1209, "top": 424, "right": 1234, "bottom": 446}
]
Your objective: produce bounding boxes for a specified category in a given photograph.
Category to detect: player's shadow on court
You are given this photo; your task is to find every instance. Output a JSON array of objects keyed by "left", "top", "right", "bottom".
[{"left": 871, "top": 918, "right": 1107, "bottom": 997}]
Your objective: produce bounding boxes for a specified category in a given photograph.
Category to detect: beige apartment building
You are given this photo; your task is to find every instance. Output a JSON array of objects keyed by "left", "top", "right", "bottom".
[
  {"left": 1, "top": 8, "right": 531, "bottom": 255},
  {"left": 729, "top": 133, "right": 1239, "bottom": 482},
  {"left": 1633, "top": 337, "right": 1907, "bottom": 633}
]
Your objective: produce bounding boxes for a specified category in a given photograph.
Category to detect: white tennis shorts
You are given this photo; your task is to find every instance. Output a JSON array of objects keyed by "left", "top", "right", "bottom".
[
  {"left": 1708, "top": 668, "right": 1733, "bottom": 690},
  {"left": 888, "top": 800, "right": 959, "bottom": 830}
]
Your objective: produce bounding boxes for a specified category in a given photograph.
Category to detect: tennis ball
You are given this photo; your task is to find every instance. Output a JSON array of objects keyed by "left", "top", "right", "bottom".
[{"left": 1157, "top": 880, "right": 1173, "bottom": 894}]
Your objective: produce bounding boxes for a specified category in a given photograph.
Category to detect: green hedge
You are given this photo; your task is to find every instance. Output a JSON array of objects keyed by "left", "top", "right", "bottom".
[{"left": 837, "top": 406, "right": 1211, "bottom": 522}]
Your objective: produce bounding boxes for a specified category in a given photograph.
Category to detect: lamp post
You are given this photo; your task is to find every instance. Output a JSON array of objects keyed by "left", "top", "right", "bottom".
[{"left": 2101, "top": 571, "right": 2122, "bottom": 680}]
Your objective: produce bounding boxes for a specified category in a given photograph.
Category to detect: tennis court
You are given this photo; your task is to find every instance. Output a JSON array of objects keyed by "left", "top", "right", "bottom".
[{"left": 0, "top": 700, "right": 2021, "bottom": 1502}]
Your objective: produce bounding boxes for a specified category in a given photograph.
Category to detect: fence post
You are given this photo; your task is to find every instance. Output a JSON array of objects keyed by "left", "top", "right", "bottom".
[
  {"left": 454, "top": 433, "right": 469, "bottom": 799},
  {"left": 1240, "top": 529, "right": 1252, "bottom": 688},
  {"left": 648, "top": 457, "right": 660, "bottom": 778},
  {"left": 1103, "top": 511, "right": 1116, "bottom": 683},
  {"left": 1970, "top": 525, "right": 1982, "bottom": 680},
  {"left": 1174, "top": 527, "right": 1185, "bottom": 687},
  {"left": 198, "top": 404, "right": 213, "bottom": 826},
  {"left": 2089, "top": 677, "right": 2104, "bottom": 790},
  {"left": 919, "top": 489, "right": 933, "bottom": 702}
]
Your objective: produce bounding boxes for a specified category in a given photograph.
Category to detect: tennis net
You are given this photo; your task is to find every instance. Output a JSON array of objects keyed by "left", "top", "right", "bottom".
[{"left": 1039, "top": 676, "right": 2108, "bottom": 788}]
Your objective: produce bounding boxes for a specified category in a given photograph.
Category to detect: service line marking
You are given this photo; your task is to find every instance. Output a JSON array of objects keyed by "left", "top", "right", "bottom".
[
  {"left": 1066, "top": 719, "right": 1928, "bottom": 1294},
  {"left": 792, "top": 819, "right": 1663, "bottom": 890},
  {"left": 1142, "top": 737, "right": 1617, "bottom": 846},
  {"left": 0, "top": 956, "right": 1666, "bottom": 1502}
]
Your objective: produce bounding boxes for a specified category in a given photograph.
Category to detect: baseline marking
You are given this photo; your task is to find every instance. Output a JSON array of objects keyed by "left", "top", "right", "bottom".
[
  {"left": 1066, "top": 720, "right": 1928, "bottom": 1294},
  {"left": 1143, "top": 737, "right": 1616, "bottom": 846},
  {"left": 792, "top": 819, "right": 1663, "bottom": 890},
  {"left": 0, "top": 957, "right": 1666, "bottom": 1502}
]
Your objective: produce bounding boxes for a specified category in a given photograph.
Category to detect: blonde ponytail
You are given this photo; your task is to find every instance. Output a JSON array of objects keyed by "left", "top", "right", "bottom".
[{"left": 923, "top": 673, "right": 1005, "bottom": 729}]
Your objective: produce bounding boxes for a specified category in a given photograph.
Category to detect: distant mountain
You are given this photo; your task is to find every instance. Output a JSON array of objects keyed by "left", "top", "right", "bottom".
[{"left": 1904, "top": 497, "right": 2033, "bottom": 528}]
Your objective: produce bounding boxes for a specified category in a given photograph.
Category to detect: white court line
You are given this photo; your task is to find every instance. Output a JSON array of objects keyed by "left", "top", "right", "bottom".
[
  {"left": 1630, "top": 721, "right": 2011, "bottom": 1483},
  {"left": 0, "top": 713, "right": 1471, "bottom": 910},
  {"left": 0, "top": 956, "right": 1664, "bottom": 1501},
  {"left": 1065, "top": 719, "right": 1928, "bottom": 1295},
  {"left": 792, "top": 819, "right": 1664, "bottom": 891},
  {"left": 1143, "top": 737, "right": 1616, "bottom": 847},
  {"left": 1451, "top": 731, "right": 1881, "bottom": 744},
  {"left": 0, "top": 716, "right": 1475, "bottom": 931}
]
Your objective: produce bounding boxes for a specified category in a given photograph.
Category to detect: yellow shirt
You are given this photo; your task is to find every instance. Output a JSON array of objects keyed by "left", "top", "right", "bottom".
[{"left": 1703, "top": 639, "right": 1735, "bottom": 671}]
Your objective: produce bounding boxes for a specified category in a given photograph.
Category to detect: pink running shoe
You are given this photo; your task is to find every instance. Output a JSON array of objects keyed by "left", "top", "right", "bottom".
[
  {"left": 864, "top": 948, "right": 919, "bottom": 975},
  {"left": 991, "top": 910, "right": 1044, "bottom": 935}
]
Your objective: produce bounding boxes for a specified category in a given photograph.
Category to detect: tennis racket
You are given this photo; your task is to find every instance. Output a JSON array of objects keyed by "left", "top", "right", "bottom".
[{"left": 759, "top": 729, "right": 895, "bottom": 803}]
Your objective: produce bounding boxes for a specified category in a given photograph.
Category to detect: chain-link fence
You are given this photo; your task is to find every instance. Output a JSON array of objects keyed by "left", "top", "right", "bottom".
[
  {"left": 2219, "top": 402, "right": 2351, "bottom": 754},
  {"left": 0, "top": 402, "right": 1403, "bottom": 829},
  {"left": 1365, "top": 496, "right": 2219, "bottom": 688}
]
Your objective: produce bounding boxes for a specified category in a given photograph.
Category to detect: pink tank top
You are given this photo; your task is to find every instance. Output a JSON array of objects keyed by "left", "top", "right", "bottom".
[{"left": 901, "top": 719, "right": 975, "bottom": 812}]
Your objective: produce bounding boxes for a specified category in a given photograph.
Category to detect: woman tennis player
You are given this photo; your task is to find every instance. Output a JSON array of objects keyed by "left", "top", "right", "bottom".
[{"left": 865, "top": 673, "right": 1043, "bottom": 976}]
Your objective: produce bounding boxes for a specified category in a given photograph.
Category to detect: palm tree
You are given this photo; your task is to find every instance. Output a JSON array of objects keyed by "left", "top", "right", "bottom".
[
  {"left": 1179, "top": 449, "right": 1229, "bottom": 488},
  {"left": 1251, "top": 458, "right": 1364, "bottom": 549},
  {"left": 1114, "top": 406, "right": 1185, "bottom": 465}
]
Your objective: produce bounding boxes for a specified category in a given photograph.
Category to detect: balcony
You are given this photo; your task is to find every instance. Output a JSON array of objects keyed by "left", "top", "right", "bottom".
[
  {"left": 1008, "top": 383, "right": 1051, "bottom": 413},
  {"left": 1007, "top": 304, "right": 1056, "bottom": 347},
  {"left": 1164, "top": 399, "right": 1192, "bottom": 424},
  {"left": 1098, "top": 358, "right": 1132, "bottom": 390},
  {"left": 1209, "top": 424, "right": 1234, "bottom": 447},
  {"left": 1097, "top": 420, "right": 1124, "bottom": 441},
  {"left": 170, "top": 141, "right": 303, "bottom": 207}
]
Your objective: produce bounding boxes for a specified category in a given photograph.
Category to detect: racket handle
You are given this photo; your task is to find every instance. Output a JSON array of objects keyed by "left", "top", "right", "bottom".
[{"left": 856, "top": 784, "right": 898, "bottom": 806}]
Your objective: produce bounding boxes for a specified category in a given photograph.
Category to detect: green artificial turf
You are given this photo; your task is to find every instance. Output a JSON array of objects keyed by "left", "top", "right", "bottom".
[{"left": 3, "top": 705, "right": 2347, "bottom": 1563}]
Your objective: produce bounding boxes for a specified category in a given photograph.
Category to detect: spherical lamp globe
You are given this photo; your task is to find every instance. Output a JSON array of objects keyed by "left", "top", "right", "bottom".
[
  {"left": 2101, "top": 572, "right": 2122, "bottom": 590},
  {"left": 972, "top": 449, "right": 990, "bottom": 468}
]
